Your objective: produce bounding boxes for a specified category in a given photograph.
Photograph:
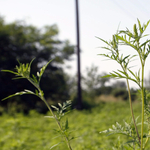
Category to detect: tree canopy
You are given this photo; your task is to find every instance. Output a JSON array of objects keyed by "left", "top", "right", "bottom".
[{"left": 0, "top": 17, "right": 75, "bottom": 113}]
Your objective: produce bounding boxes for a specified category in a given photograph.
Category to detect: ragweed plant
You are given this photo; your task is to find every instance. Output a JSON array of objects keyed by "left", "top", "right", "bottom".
[
  {"left": 97, "top": 19, "right": 150, "bottom": 150},
  {"left": 2, "top": 59, "right": 73, "bottom": 150}
]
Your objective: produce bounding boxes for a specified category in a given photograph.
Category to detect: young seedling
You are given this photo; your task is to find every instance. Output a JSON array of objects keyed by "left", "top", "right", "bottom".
[
  {"left": 2, "top": 59, "right": 73, "bottom": 150},
  {"left": 98, "top": 19, "right": 150, "bottom": 150}
]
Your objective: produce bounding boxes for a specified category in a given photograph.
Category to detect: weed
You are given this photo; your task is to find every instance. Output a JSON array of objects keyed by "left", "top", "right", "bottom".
[
  {"left": 97, "top": 19, "right": 150, "bottom": 150},
  {"left": 2, "top": 59, "right": 73, "bottom": 150}
]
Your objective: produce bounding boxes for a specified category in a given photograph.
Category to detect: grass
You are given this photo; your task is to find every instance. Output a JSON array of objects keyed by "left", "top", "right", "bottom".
[{"left": 1, "top": 100, "right": 148, "bottom": 150}]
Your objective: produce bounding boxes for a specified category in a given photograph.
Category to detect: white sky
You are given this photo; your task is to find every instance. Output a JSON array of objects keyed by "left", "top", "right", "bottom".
[{"left": 1, "top": 0, "right": 150, "bottom": 87}]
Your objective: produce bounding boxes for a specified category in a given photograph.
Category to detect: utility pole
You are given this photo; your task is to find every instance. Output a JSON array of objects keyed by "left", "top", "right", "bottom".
[{"left": 75, "top": 0, "right": 82, "bottom": 109}]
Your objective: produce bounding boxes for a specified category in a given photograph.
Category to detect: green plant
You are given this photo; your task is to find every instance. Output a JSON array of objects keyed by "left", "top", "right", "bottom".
[
  {"left": 2, "top": 59, "right": 73, "bottom": 150},
  {"left": 97, "top": 19, "right": 150, "bottom": 149}
]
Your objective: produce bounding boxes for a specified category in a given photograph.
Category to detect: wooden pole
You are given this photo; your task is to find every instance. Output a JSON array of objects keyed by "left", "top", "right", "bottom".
[{"left": 75, "top": 0, "right": 82, "bottom": 109}]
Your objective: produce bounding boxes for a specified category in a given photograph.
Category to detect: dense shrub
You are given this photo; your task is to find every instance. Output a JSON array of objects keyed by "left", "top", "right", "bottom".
[{"left": 111, "top": 88, "right": 128, "bottom": 100}]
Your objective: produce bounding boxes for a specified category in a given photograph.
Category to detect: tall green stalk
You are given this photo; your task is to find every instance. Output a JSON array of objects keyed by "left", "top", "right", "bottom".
[
  {"left": 141, "top": 64, "right": 145, "bottom": 150},
  {"left": 135, "top": 34, "right": 146, "bottom": 150},
  {"left": 27, "top": 77, "right": 72, "bottom": 149},
  {"left": 120, "top": 62, "right": 141, "bottom": 145},
  {"left": 97, "top": 34, "right": 141, "bottom": 146},
  {"left": 42, "top": 96, "right": 73, "bottom": 150},
  {"left": 126, "top": 78, "right": 141, "bottom": 145}
]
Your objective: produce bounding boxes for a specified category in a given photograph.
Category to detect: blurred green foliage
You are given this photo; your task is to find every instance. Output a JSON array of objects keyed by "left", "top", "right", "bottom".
[{"left": 1, "top": 101, "right": 149, "bottom": 150}]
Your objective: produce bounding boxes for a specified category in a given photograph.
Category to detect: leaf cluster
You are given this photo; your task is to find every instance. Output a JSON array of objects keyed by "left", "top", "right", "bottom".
[
  {"left": 100, "top": 120, "right": 140, "bottom": 148},
  {"left": 51, "top": 100, "right": 72, "bottom": 121},
  {"left": 2, "top": 59, "right": 53, "bottom": 101},
  {"left": 97, "top": 19, "right": 150, "bottom": 85},
  {"left": 97, "top": 19, "right": 150, "bottom": 149},
  {"left": 46, "top": 100, "right": 74, "bottom": 149}
]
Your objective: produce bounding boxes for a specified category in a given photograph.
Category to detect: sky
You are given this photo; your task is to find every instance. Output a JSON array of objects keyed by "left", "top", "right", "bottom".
[{"left": 1, "top": 0, "right": 150, "bottom": 87}]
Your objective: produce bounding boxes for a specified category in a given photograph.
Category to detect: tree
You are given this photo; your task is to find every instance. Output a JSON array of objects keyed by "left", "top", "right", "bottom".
[
  {"left": 0, "top": 17, "right": 74, "bottom": 112},
  {"left": 83, "top": 65, "right": 110, "bottom": 98}
]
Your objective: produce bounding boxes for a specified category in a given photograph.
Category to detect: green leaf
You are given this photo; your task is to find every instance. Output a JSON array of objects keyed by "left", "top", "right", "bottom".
[
  {"left": 128, "top": 69, "right": 136, "bottom": 77},
  {"left": 140, "top": 40, "right": 150, "bottom": 48},
  {"left": 137, "top": 19, "right": 143, "bottom": 34},
  {"left": 44, "top": 116, "right": 54, "bottom": 119},
  {"left": 133, "top": 24, "right": 138, "bottom": 37},
  {"left": 28, "top": 58, "right": 35, "bottom": 72},
  {"left": 38, "top": 59, "right": 53, "bottom": 82},
  {"left": 58, "top": 103, "right": 62, "bottom": 108},
  {"left": 111, "top": 71, "right": 126, "bottom": 79},
  {"left": 65, "top": 118, "right": 69, "bottom": 130},
  {"left": 116, "top": 35, "right": 137, "bottom": 50},
  {"left": 98, "top": 54, "right": 113, "bottom": 60},
  {"left": 31, "top": 74, "right": 38, "bottom": 83},
  {"left": 12, "top": 77, "right": 26, "bottom": 80},
  {"left": 96, "top": 36, "right": 111, "bottom": 46},
  {"left": 122, "top": 55, "right": 130, "bottom": 62},
  {"left": 117, "top": 70, "right": 127, "bottom": 76},
  {"left": 2, "top": 92, "right": 24, "bottom": 101},
  {"left": 143, "top": 20, "right": 150, "bottom": 31},
  {"left": 1, "top": 70, "right": 19, "bottom": 75},
  {"left": 100, "top": 46, "right": 112, "bottom": 51},
  {"left": 127, "top": 69, "right": 140, "bottom": 85},
  {"left": 50, "top": 142, "right": 62, "bottom": 149},
  {"left": 51, "top": 105, "right": 59, "bottom": 111},
  {"left": 24, "top": 89, "right": 35, "bottom": 94},
  {"left": 2, "top": 90, "right": 36, "bottom": 101}
]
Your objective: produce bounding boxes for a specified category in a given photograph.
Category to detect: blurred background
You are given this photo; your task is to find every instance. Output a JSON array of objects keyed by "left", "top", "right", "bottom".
[{"left": 0, "top": 0, "right": 150, "bottom": 113}]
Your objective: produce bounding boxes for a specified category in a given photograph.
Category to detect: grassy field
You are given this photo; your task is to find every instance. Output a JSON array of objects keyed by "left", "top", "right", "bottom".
[{"left": 0, "top": 100, "right": 149, "bottom": 150}]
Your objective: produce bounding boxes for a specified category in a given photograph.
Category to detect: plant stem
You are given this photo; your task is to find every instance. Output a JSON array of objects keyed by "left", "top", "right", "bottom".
[
  {"left": 28, "top": 78, "right": 72, "bottom": 150},
  {"left": 120, "top": 64, "right": 141, "bottom": 145},
  {"left": 141, "top": 64, "right": 145, "bottom": 150},
  {"left": 136, "top": 38, "right": 145, "bottom": 150},
  {"left": 42, "top": 97, "right": 73, "bottom": 150},
  {"left": 126, "top": 78, "right": 141, "bottom": 145}
]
